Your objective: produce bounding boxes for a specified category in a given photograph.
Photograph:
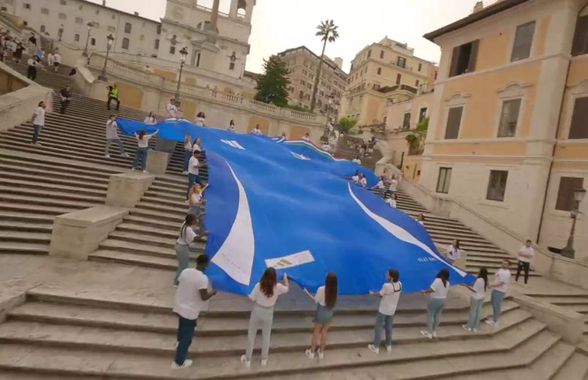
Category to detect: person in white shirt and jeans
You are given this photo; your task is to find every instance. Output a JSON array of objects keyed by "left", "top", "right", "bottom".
[
  {"left": 187, "top": 150, "right": 204, "bottom": 200},
  {"left": 104, "top": 115, "right": 129, "bottom": 158},
  {"left": 368, "top": 269, "right": 402, "bottom": 354},
  {"left": 30, "top": 101, "right": 46, "bottom": 145},
  {"left": 241, "top": 268, "right": 289, "bottom": 368},
  {"left": 461, "top": 268, "right": 488, "bottom": 332},
  {"left": 174, "top": 213, "right": 205, "bottom": 285},
  {"left": 486, "top": 260, "right": 511, "bottom": 327},
  {"left": 420, "top": 269, "right": 450, "bottom": 339},
  {"left": 515, "top": 240, "right": 534, "bottom": 286},
  {"left": 132, "top": 130, "right": 158, "bottom": 172},
  {"left": 172, "top": 254, "right": 217, "bottom": 369}
]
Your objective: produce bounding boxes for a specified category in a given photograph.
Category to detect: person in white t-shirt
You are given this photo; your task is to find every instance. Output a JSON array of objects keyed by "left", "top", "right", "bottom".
[
  {"left": 368, "top": 269, "right": 402, "bottom": 354},
  {"left": 515, "top": 240, "right": 534, "bottom": 286},
  {"left": 174, "top": 213, "right": 205, "bottom": 285},
  {"left": 166, "top": 98, "right": 178, "bottom": 119},
  {"left": 144, "top": 112, "right": 157, "bottom": 125},
  {"left": 182, "top": 135, "right": 193, "bottom": 175},
  {"left": 187, "top": 151, "right": 203, "bottom": 201},
  {"left": 359, "top": 174, "right": 367, "bottom": 188},
  {"left": 188, "top": 183, "right": 208, "bottom": 218},
  {"left": 304, "top": 273, "right": 338, "bottom": 360},
  {"left": 104, "top": 115, "right": 129, "bottom": 158},
  {"left": 172, "top": 254, "right": 217, "bottom": 369},
  {"left": 486, "top": 260, "right": 511, "bottom": 327},
  {"left": 420, "top": 269, "right": 450, "bottom": 339},
  {"left": 352, "top": 155, "right": 362, "bottom": 165},
  {"left": 461, "top": 268, "right": 488, "bottom": 332},
  {"left": 132, "top": 130, "right": 158, "bottom": 172},
  {"left": 30, "top": 101, "right": 46, "bottom": 145},
  {"left": 445, "top": 240, "right": 462, "bottom": 265},
  {"left": 251, "top": 124, "right": 263, "bottom": 135},
  {"left": 194, "top": 111, "right": 206, "bottom": 127},
  {"left": 52, "top": 52, "right": 62, "bottom": 72},
  {"left": 351, "top": 170, "right": 360, "bottom": 184},
  {"left": 241, "top": 268, "right": 289, "bottom": 368},
  {"left": 301, "top": 133, "right": 311, "bottom": 142},
  {"left": 385, "top": 193, "right": 398, "bottom": 208}
]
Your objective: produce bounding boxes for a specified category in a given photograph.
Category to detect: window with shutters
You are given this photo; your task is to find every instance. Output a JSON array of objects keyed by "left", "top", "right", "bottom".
[
  {"left": 556, "top": 177, "right": 584, "bottom": 211},
  {"left": 41, "top": 7, "right": 48, "bottom": 14},
  {"left": 415, "top": 79, "right": 420, "bottom": 87},
  {"left": 397, "top": 56, "right": 406, "bottom": 68},
  {"left": 75, "top": 17, "right": 83, "bottom": 24},
  {"left": 90, "top": 37, "right": 95, "bottom": 46},
  {"left": 58, "top": 12, "right": 66, "bottom": 19},
  {"left": 380, "top": 50, "right": 384, "bottom": 59},
  {"left": 449, "top": 40, "right": 479, "bottom": 77},
  {"left": 23, "top": 3, "right": 30, "bottom": 9},
  {"left": 377, "top": 67, "right": 382, "bottom": 75},
  {"left": 511, "top": 21, "right": 535, "bottom": 62},
  {"left": 402, "top": 112, "right": 411, "bottom": 130},
  {"left": 154, "top": 39, "right": 159, "bottom": 49},
  {"left": 74, "top": 33, "right": 79, "bottom": 42},
  {"left": 367, "top": 50, "right": 371, "bottom": 58},
  {"left": 124, "top": 22, "right": 132, "bottom": 33},
  {"left": 418, "top": 63, "right": 422, "bottom": 72},
  {"left": 497, "top": 98, "right": 522, "bottom": 137},
  {"left": 572, "top": 15, "right": 588, "bottom": 56},
  {"left": 122, "top": 37, "right": 129, "bottom": 50},
  {"left": 486, "top": 170, "right": 508, "bottom": 202},
  {"left": 418, "top": 107, "right": 428, "bottom": 123},
  {"left": 436, "top": 168, "right": 452, "bottom": 194},
  {"left": 156, "top": 24, "right": 161, "bottom": 35},
  {"left": 107, "top": 26, "right": 116, "bottom": 32},
  {"left": 40, "top": 25, "right": 45, "bottom": 33},
  {"left": 444, "top": 106, "right": 463, "bottom": 139},
  {"left": 569, "top": 97, "right": 588, "bottom": 139},
  {"left": 396, "top": 73, "right": 401, "bottom": 85}
]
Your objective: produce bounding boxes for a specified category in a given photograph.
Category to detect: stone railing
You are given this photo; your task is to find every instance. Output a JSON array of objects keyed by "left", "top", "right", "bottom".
[
  {"left": 86, "top": 54, "right": 326, "bottom": 125},
  {"left": 395, "top": 173, "right": 588, "bottom": 291}
]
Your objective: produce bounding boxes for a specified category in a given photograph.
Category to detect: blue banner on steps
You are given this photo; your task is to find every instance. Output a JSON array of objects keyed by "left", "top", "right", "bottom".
[{"left": 117, "top": 118, "right": 475, "bottom": 295}]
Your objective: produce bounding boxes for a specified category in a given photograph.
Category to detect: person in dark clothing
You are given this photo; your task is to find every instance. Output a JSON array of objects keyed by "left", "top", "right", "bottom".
[{"left": 59, "top": 86, "right": 72, "bottom": 114}]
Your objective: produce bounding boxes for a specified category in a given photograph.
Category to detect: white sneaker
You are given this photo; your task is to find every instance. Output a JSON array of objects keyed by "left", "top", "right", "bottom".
[
  {"left": 472, "top": 328, "right": 479, "bottom": 333},
  {"left": 304, "top": 348, "right": 315, "bottom": 359},
  {"left": 386, "top": 345, "right": 392, "bottom": 353},
  {"left": 104, "top": 154, "right": 110, "bottom": 158},
  {"left": 171, "top": 359, "right": 193, "bottom": 369},
  {"left": 420, "top": 330, "right": 433, "bottom": 339},
  {"left": 317, "top": 350, "right": 324, "bottom": 360},
  {"left": 261, "top": 359, "right": 268, "bottom": 367},
  {"left": 142, "top": 170, "right": 148, "bottom": 173},
  {"left": 240, "top": 355, "right": 251, "bottom": 368},
  {"left": 432, "top": 331, "right": 437, "bottom": 339},
  {"left": 367, "top": 344, "right": 379, "bottom": 354},
  {"left": 122, "top": 153, "right": 129, "bottom": 158},
  {"left": 182, "top": 171, "right": 188, "bottom": 175},
  {"left": 131, "top": 168, "right": 136, "bottom": 171},
  {"left": 462, "top": 324, "right": 472, "bottom": 332},
  {"left": 484, "top": 319, "right": 496, "bottom": 326}
]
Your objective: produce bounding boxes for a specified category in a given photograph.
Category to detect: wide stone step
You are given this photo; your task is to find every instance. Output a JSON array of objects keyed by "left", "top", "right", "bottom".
[
  {"left": 107, "top": 231, "right": 185, "bottom": 249},
  {"left": 0, "top": 242, "right": 49, "bottom": 255},
  {"left": 0, "top": 185, "right": 105, "bottom": 203},
  {"left": 0, "top": 162, "right": 111, "bottom": 183},
  {"left": 115, "top": 223, "right": 179, "bottom": 239},
  {"left": 0, "top": 154, "right": 119, "bottom": 177},
  {"left": 0, "top": 201, "right": 77, "bottom": 215},
  {"left": 0, "top": 193, "right": 99, "bottom": 209},
  {"left": 0, "top": 170, "right": 109, "bottom": 191},
  {"left": 552, "top": 352, "right": 588, "bottom": 380},
  {"left": 0, "top": 211, "right": 56, "bottom": 224},
  {"left": 0, "top": 177, "right": 107, "bottom": 197},
  {"left": 0, "top": 231, "right": 51, "bottom": 242},
  {"left": 0, "top": 319, "right": 551, "bottom": 380},
  {"left": 122, "top": 215, "right": 181, "bottom": 231},
  {"left": 135, "top": 201, "right": 189, "bottom": 216},
  {"left": 7, "top": 300, "right": 521, "bottom": 337},
  {"left": 0, "top": 220, "right": 52, "bottom": 233},
  {"left": 141, "top": 191, "right": 185, "bottom": 202},
  {"left": 98, "top": 239, "right": 204, "bottom": 258},
  {"left": 129, "top": 207, "right": 190, "bottom": 222},
  {"left": 88, "top": 250, "right": 185, "bottom": 271}
]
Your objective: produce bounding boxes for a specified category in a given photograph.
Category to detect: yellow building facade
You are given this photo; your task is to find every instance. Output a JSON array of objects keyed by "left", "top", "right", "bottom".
[
  {"left": 421, "top": 0, "right": 588, "bottom": 260},
  {"left": 339, "top": 37, "right": 436, "bottom": 126}
]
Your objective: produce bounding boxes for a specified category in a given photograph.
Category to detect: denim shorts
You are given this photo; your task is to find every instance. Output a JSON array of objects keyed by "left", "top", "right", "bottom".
[{"left": 313, "top": 303, "right": 334, "bottom": 325}]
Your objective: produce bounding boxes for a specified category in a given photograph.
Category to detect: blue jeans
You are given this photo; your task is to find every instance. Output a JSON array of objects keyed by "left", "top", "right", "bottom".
[
  {"left": 184, "top": 150, "right": 192, "bottom": 171},
  {"left": 174, "top": 243, "right": 191, "bottom": 285},
  {"left": 466, "top": 298, "right": 484, "bottom": 330},
  {"left": 31, "top": 124, "right": 43, "bottom": 143},
  {"left": 187, "top": 173, "right": 202, "bottom": 199},
  {"left": 133, "top": 148, "right": 148, "bottom": 170},
  {"left": 174, "top": 315, "right": 197, "bottom": 366},
  {"left": 491, "top": 290, "right": 505, "bottom": 323},
  {"left": 373, "top": 312, "right": 393, "bottom": 347},
  {"left": 426, "top": 298, "right": 445, "bottom": 333}
]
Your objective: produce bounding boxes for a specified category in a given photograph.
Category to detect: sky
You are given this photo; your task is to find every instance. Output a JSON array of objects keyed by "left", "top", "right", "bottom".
[{"left": 92, "top": 0, "right": 498, "bottom": 73}]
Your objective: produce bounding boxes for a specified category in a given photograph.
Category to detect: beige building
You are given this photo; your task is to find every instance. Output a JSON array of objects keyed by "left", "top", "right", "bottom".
[
  {"left": 277, "top": 46, "right": 347, "bottom": 116},
  {"left": 339, "top": 37, "right": 437, "bottom": 126},
  {"left": 417, "top": 0, "right": 588, "bottom": 260}
]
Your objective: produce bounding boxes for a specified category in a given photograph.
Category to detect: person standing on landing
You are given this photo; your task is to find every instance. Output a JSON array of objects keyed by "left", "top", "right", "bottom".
[
  {"left": 30, "top": 101, "right": 46, "bottom": 145},
  {"left": 304, "top": 273, "right": 338, "bottom": 360},
  {"left": 144, "top": 112, "right": 157, "bottom": 125},
  {"left": 172, "top": 254, "right": 217, "bottom": 369},
  {"left": 241, "top": 269, "right": 289, "bottom": 368},
  {"left": 187, "top": 150, "right": 203, "bottom": 201},
  {"left": 515, "top": 240, "right": 534, "bottom": 287},
  {"left": 132, "top": 130, "right": 158, "bottom": 172},
  {"left": 445, "top": 240, "right": 462, "bottom": 266},
  {"left": 485, "top": 260, "right": 511, "bottom": 327},
  {"left": 420, "top": 269, "right": 450, "bottom": 339},
  {"left": 105, "top": 115, "right": 129, "bottom": 158},
  {"left": 228, "top": 119, "right": 236, "bottom": 132},
  {"left": 461, "top": 268, "right": 488, "bottom": 332},
  {"left": 106, "top": 83, "right": 120, "bottom": 110},
  {"left": 182, "top": 135, "right": 192, "bottom": 175},
  {"left": 368, "top": 269, "right": 402, "bottom": 354}
]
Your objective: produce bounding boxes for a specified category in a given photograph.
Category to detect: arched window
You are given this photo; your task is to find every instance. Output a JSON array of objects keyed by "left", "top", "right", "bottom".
[
  {"left": 122, "top": 37, "right": 130, "bottom": 50},
  {"left": 124, "top": 22, "right": 132, "bottom": 33},
  {"left": 169, "top": 46, "right": 175, "bottom": 54},
  {"left": 40, "top": 25, "right": 46, "bottom": 33}
]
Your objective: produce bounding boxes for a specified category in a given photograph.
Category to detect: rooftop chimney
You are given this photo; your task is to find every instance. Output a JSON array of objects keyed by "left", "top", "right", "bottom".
[
  {"left": 134, "top": 11, "right": 139, "bottom": 16},
  {"left": 102, "top": 0, "right": 106, "bottom": 6},
  {"left": 473, "top": 1, "right": 484, "bottom": 13}
]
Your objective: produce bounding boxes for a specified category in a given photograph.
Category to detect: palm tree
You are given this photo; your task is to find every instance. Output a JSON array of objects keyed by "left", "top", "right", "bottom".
[{"left": 310, "top": 19, "right": 339, "bottom": 112}]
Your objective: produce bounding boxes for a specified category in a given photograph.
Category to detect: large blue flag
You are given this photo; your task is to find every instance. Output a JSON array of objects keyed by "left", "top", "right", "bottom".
[{"left": 117, "top": 118, "right": 474, "bottom": 294}]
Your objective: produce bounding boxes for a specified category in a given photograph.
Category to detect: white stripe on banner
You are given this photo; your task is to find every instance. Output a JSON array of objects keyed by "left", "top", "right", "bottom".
[
  {"left": 211, "top": 162, "right": 255, "bottom": 285},
  {"left": 348, "top": 184, "right": 468, "bottom": 278}
]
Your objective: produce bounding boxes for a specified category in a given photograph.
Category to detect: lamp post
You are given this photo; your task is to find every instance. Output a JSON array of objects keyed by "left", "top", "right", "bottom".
[
  {"left": 561, "top": 187, "right": 586, "bottom": 259},
  {"left": 83, "top": 22, "right": 93, "bottom": 57},
  {"left": 174, "top": 47, "right": 189, "bottom": 104},
  {"left": 98, "top": 34, "right": 115, "bottom": 81}
]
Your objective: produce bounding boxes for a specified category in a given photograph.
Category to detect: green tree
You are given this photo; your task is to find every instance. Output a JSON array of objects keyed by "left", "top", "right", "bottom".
[
  {"left": 405, "top": 117, "right": 429, "bottom": 154},
  {"left": 255, "top": 56, "right": 290, "bottom": 107},
  {"left": 310, "top": 19, "right": 339, "bottom": 112},
  {"left": 337, "top": 115, "right": 357, "bottom": 133}
]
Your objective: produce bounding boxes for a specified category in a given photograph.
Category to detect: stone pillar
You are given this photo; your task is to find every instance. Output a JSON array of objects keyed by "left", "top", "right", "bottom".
[
  {"left": 106, "top": 172, "right": 155, "bottom": 208},
  {"left": 49, "top": 206, "right": 128, "bottom": 260},
  {"left": 155, "top": 137, "right": 178, "bottom": 153},
  {"left": 146, "top": 150, "right": 170, "bottom": 175}
]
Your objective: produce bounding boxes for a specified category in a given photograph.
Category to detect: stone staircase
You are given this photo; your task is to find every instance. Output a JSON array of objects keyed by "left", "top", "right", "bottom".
[{"left": 0, "top": 289, "right": 586, "bottom": 379}]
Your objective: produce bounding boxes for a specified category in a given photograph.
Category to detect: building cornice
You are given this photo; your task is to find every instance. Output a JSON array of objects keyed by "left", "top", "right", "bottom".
[{"left": 161, "top": 18, "right": 250, "bottom": 50}]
